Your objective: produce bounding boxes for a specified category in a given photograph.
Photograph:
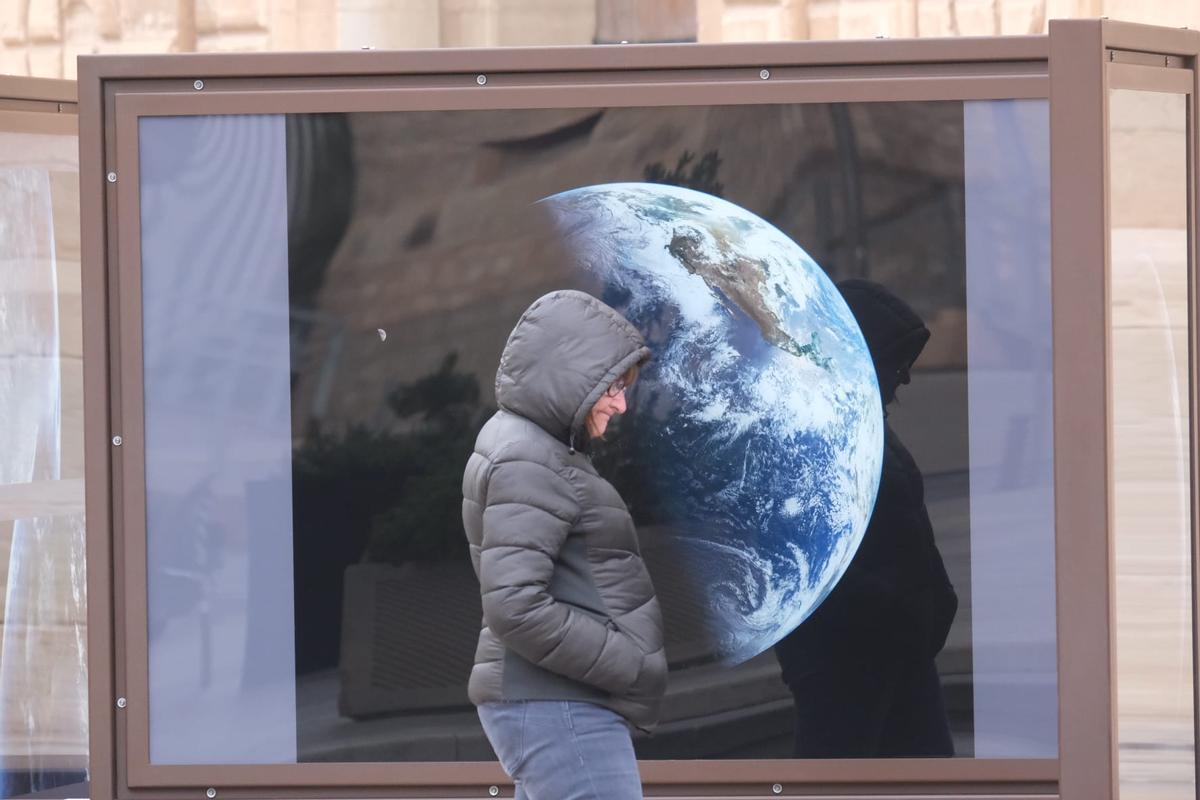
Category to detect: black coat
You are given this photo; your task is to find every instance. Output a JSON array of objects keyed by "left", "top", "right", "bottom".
[
  {"left": 776, "top": 279, "right": 957, "bottom": 679},
  {"left": 776, "top": 423, "right": 957, "bottom": 677}
]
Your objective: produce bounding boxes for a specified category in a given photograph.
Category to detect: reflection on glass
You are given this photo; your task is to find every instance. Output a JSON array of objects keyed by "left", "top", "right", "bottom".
[
  {"left": 139, "top": 115, "right": 297, "bottom": 765},
  {"left": 287, "top": 102, "right": 976, "bottom": 762},
  {"left": 962, "top": 99, "right": 1057, "bottom": 758},
  {"left": 137, "top": 99, "right": 1058, "bottom": 765},
  {"left": 0, "top": 128, "right": 87, "bottom": 798},
  {"left": 1109, "top": 87, "right": 1197, "bottom": 798},
  {"left": 774, "top": 279, "right": 956, "bottom": 759}
]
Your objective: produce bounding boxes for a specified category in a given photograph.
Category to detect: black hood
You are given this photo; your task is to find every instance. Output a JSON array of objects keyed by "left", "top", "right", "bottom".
[{"left": 837, "top": 279, "right": 930, "bottom": 392}]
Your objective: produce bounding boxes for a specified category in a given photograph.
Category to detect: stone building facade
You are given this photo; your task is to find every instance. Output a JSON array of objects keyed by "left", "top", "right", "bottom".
[{"left": 4, "top": 0, "right": 1200, "bottom": 80}]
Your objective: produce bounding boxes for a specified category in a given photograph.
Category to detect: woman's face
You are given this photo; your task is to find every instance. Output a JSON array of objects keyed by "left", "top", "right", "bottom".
[{"left": 585, "top": 383, "right": 628, "bottom": 439}]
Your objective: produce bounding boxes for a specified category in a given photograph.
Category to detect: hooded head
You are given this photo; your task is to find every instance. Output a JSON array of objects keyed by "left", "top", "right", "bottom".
[
  {"left": 495, "top": 290, "right": 650, "bottom": 446},
  {"left": 837, "top": 279, "right": 930, "bottom": 406}
]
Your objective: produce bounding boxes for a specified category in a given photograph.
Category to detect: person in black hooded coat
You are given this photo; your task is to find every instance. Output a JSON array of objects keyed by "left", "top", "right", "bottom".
[{"left": 773, "top": 278, "right": 958, "bottom": 758}]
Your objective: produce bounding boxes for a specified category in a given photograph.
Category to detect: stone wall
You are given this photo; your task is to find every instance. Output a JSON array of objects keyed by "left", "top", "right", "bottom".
[
  {"left": 5, "top": 0, "right": 1200, "bottom": 80},
  {"left": 285, "top": 100, "right": 968, "bottom": 436}
]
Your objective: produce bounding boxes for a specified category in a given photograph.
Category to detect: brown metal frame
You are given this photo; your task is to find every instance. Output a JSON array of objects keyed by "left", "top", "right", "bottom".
[
  {"left": 70, "top": 22, "right": 1191, "bottom": 799},
  {"left": 0, "top": 74, "right": 75, "bottom": 110},
  {"left": 0, "top": 74, "right": 76, "bottom": 134},
  {"left": 1049, "top": 17, "right": 1200, "bottom": 800}
]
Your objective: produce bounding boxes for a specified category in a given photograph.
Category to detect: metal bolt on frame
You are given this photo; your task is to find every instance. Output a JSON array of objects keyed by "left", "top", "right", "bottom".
[
  {"left": 759, "top": 69, "right": 770, "bottom": 80},
  {"left": 206, "top": 789, "right": 216, "bottom": 799},
  {"left": 477, "top": 74, "right": 488, "bottom": 85},
  {"left": 772, "top": 784, "right": 783, "bottom": 795},
  {"left": 112, "top": 435, "right": 123, "bottom": 446},
  {"left": 488, "top": 787, "right": 499, "bottom": 797},
  {"left": 106, "top": 172, "right": 117, "bottom": 183},
  {"left": 193, "top": 79, "right": 204, "bottom": 90},
  {"left": 116, "top": 697, "right": 127, "bottom": 709}
]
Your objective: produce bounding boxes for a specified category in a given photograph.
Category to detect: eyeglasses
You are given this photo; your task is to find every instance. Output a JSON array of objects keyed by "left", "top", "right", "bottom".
[{"left": 604, "top": 379, "right": 628, "bottom": 398}]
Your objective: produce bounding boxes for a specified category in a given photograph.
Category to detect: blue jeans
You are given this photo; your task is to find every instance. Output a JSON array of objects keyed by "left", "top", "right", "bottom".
[{"left": 477, "top": 701, "right": 643, "bottom": 800}]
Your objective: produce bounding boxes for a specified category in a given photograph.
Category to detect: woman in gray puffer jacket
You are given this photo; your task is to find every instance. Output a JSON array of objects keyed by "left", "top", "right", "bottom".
[{"left": 462, "top": 290, "right": 667, "bottom": 800}]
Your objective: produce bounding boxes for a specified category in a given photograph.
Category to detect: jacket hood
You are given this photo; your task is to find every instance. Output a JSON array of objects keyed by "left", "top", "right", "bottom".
[
  {"left": 837, "top": 279, "right": 930, "bottom": 373},
  {"left": 495, "top": 290, "right": 650, "bottom": 444}
]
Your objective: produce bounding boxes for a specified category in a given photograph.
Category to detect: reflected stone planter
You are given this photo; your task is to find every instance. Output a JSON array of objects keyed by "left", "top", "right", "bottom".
[{"left": 338, "top": 561, "right": 481, "bottom": 719}]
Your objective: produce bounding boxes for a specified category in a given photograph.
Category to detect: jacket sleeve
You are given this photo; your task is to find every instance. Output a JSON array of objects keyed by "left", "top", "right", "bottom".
[{"left": 478, "top": 456, "right": 644, "bottom": 695}]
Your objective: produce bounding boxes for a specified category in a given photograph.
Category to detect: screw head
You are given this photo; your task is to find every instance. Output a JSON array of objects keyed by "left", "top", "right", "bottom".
[
  {"left": 106, "top": 171, "right": 117, "bottom": 183},
  {"left": 759, "top": 68, "right": 770, "bottom": 80},
  {"left": 772, "top": 785, "right": 783, "bottom": 795},
  {"left": 193, "top": 79, "right": 204, "bottom": 90},
  {"left": 488, "top": 788, "right": 499, "bottom": 798},
  {"left": 116, "top": 697, "right": 127, "bottom": 708},
  {"left": 476, "top": 74, "right": 487, "bottom": 85},
  {"left": 206, "top": 789, "right": 217, "bottom": 799},
  {"left": 112, "top": 435, "right": 123, "bottom": 446}
]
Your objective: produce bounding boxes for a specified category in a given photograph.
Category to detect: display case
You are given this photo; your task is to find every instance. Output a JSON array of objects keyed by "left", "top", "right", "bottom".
[{"left": 77, "top": 18, "right": 1199, "bottom": 799}]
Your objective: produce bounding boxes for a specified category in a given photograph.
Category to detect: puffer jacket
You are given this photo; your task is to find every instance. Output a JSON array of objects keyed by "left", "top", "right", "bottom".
[{"left": 462, "top": 290, "right": 668, "bottom": 732}]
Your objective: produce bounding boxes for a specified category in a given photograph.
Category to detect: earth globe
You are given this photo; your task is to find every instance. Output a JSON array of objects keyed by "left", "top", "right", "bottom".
[{"left": 534, "top": 182, "right": 884, "bottom": 666}]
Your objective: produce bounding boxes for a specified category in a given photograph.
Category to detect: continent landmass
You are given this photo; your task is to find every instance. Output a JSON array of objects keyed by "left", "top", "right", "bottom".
[{"left": 667, "top": 228, "right": 832, "bottom": 370}]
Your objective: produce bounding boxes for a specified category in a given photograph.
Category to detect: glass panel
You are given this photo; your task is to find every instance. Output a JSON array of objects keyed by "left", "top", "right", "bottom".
[
  {"left": 1109, "top": 87, "right": 1197, "bottom": 799},
  {"left": 963, "top": 99, "right": 1058, "bottom": 758},
  {"left": 139, "top": 115, "right": 297, "bottom": 764},
  {"left": 137, "top": 99, "right": 1057, "bottom": 764},
  {"left": 0, "top": 125, "right": 87, "bottom": 797}
]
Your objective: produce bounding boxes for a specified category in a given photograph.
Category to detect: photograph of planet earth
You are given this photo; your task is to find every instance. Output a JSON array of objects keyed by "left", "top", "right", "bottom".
[
  {"left": 283, "top": 101, "right": 975, "bottom": 760},
  {"left": 536, "top": 182, "right": 884, "bottom": 665}
]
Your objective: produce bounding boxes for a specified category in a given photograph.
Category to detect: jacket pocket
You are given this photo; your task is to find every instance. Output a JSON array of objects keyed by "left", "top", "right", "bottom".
[{"left": 629, "top": 648, "right": 668, "bottom": 699}]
